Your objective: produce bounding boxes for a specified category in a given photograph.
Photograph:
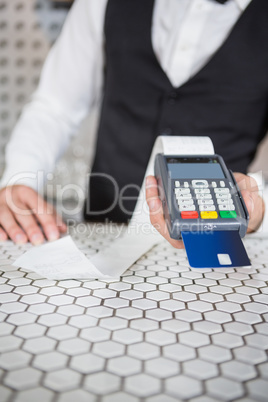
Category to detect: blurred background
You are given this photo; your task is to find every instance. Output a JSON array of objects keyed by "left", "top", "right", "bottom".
[{"left": 0, "top": 0, "right": 268, "bottom": 204}]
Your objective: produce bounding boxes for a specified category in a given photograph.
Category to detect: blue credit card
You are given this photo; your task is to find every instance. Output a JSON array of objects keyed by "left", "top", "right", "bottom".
[{"left": 181, "top": 230, "right": 251, "bottom": 268}]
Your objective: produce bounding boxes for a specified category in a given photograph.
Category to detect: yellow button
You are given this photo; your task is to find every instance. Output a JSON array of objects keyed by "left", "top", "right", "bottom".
[{"left": 200, "top": 211, "right": 218, "bottom": 219}]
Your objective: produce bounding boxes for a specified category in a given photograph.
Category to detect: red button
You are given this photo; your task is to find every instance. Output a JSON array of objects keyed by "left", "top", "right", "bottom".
[{"left": 181, "top": 211, "right": 198, "bottom": 219}]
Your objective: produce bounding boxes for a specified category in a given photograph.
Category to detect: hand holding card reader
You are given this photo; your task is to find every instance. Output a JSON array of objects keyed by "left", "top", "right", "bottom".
[{"left": 155, "top": 154, "right": 251, "bottom": 268}]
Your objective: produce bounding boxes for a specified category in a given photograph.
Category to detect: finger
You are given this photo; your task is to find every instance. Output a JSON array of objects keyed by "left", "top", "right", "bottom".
[
  {"left": 14, "top": 205, "right": 45, "bottom": 245},
  {"left": 26, "top": 195, "right": 60, "bottom": 241},
  {"left": 0, "top": 207, "right": 27, "bottom": 244},
  {"left": 146, "top": 176, "right": 184, "bottom": 249},
  {"left": 0, "top": 227, "right": 8, "bottom": 242}
]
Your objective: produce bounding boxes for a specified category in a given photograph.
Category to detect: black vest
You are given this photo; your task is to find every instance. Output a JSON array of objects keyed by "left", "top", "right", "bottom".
[{"left": 85, "top": 0, "right": 268, "bottom": 223}]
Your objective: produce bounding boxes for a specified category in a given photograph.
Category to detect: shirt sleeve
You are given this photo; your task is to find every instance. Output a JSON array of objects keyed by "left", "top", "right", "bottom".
[{"left": 1, "top": 0, "right": 107, "bottom": 192}]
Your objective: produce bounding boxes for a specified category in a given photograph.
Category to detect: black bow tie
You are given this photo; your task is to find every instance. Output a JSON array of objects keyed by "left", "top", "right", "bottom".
[{"left": 215, "top": 0, "right": 229, "bottom": 3}]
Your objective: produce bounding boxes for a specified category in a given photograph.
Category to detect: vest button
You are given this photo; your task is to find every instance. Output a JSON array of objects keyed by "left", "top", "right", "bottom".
[{"left": 168, "top": 92, "right": 178, "bottom": 105}]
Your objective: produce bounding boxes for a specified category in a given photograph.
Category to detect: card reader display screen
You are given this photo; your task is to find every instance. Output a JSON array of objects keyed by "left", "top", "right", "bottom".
[{"left": 167, "top": 157, "right": 225, "bottom": 180}]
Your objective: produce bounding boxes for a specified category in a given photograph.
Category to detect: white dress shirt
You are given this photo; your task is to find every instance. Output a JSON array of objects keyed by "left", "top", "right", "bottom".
[{"left": 1, "top": 0, "right": 251, "bottom": 191}]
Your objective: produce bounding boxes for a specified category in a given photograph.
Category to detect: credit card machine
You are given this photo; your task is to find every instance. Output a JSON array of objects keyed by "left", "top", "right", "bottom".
[{"left": 155, "top": 154, "right": 251, "bottom": 268}]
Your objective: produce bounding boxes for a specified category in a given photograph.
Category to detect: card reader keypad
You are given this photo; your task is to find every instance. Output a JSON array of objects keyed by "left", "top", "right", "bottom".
[{"left": 174, "top": 179, "right": 237, "bottom": 220}]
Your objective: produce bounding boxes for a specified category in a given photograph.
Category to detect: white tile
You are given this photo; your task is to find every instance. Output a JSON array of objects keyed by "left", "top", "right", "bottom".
[
  {"left": 47, "top": 294, "right": 74, "bottom": 306},
  {"left": 175, "top": 310, "right": 202, "bottom": 323},
  {"left": 208, "top": 285, "right": 233, "bottom": 295},
  {"left": 40, "top": 287, "right": 65, "bottom": 296},
  {"left": 23, "top": 337, "right": 57, "bottom": 354},
  {"left": 57, "top": 280, "right": 81, "bottom": 289},
  {"left": 100, "top": 317, "right": 128, "bottom": 330},
  {"left": 223, "top": 321, "right": 253, "bottom": 336},
  {"left": 58, "top": 390, "right": 96, "bottom": 402},
  {"left": 258, "top": 362, "right": 268, "bottom": 379},
  {"left": 14, "top": 323, "right": 46, "bottom": 339},
  {"left": 255, "top": 322, "right": 268, "bottom": 335},
  {"left": 234, "top": 346, "right": 267, "bottom": 365},
  {"left": 84, "top": 372, "right": 121, "bottom": 395},
  {"left": 47, "top": 325, "right": 78, "bottom": 341},
  {"left": 199, "top": 292, "right": 224, "bottom": 303},
  {"left": 115, "top": 307, "right": 143, "bottom": 320},
  {"left": 13, "top": 387, "right": 54, "bottom": 402},
  {"left": 107, "top": 356, "right": 142, "bottom": 376},
  {"left": 112, "top": 328, "right": 143, "bottom": 345},
  {"left": 183, "top": 359, "right": 218, "bottom": 380},
  {"left": 33, "top": 352, "right": 68, "bottom": 371},
  {"left": 28, "top": 303, "right": 56, "bottom": 315},
  {"left": 161, "top": 319, "right": 190, "bottom": 334},
  {"left": 163, "top": 343, "right": 196, "bottom": 362},
  {"left": 104, "top": 298, "right": 129, "bottom": 309},
  {"left": 7, "top": 312, "right": 36, "bottom": 326},
  {"left": 220, "top": 361, "right": 257, "bottom": 381},
  {"left": 206, "top": 377, "right": 244, "bottom": 401},
  {"left": 173, "top": 291, "right": 197, "bottom": 302},
  {"left": 212, "top": 332, "right": 243, "bottom": 349},
  {"left": 245, "top": 333, "right": 268, "bottom": 350},
  {"left": 0, "top": 322, "right": 14, "bottom": 336},
  {"left": 198, "top": 345, "right": 232, "bottom": 364},
  {"left": 146, "top": 330, "right": 176, "bottom": 346},
  {"left": 80, "top": 327, "right": 111, "bottom": 342},
  {"left": 20, "top": 294, "right": 46, "bottom": 305},
  {"left": 130, "top": 319, "right": 158, "bottom": 333},
  {"left": 146, "top": 309, "right": 172, "bottom": 322},
  {"left": 0, "top": 302, "right": 27, "bottom": 314},
  {"left": 57, "top": 338, "right": 90, "bottom": 356},
  {"left": 102, "top": 392, "right": 138, "bottom": 402},
  {"left": 247, "top": 379, "right": 268, "bottom": 402},
  {"left": 244, "top": 301, "right": 268, "bottom": 314},
  {"left": 179, "top": 331, "right": 210, "bottom": 348},
  {"left": 66, "top": 287, "right": 91, "bottom": 297},
  {"left": 192, "top": 321, "right": 222, "bottom": 335},
  {"left": 131, "top": 299, "right": 157, "bottom": 310},
  {"left": 159, "top": 300, "right": 185, "bottom": 312},
  {"left": 125, "top": 373, "right": 161, "bottom": 397},
  {"left": 92, "top": 288, "right": 117, "bottom": 299},
  {"left": 70, "top": 353, "right": 105, "bottom": 374},
  {"left": 128, "top": 342, "right": 160, "bottom": 360},
  {"left": 0, "top": 350, "right": 31, "bottom": 370},
  {"left": 145, "top": 357, "right": 179, "bottom": 379},
  {"left": 69, "top": 315, "right": 98, "bottom": 329},
  {"left": 165, "top": 375, "right": 202, "bottom": 399},
  {"left": 119, "top": 290, "right": 143, "bottom": 300},
  {"left": 0, "top": 293, "right": 19, "bottom": 303},
  {"left": 187, "top": 300, "right": 213, "bottom": 313},
  {"left": 57, "top": 305, "right": 85, "bottom": 317},
  {"left": 38, "top": 313, "right": 67, "bottom": 327},
  {"left": 184, "top": 285, "right": 207, "bottom": 294},
  {"left": 133, "top": 283, "right": 156, "bottom": 292},
  {"left": 233, "top": 311, "right": 262, "bottom": 325},
  {"left": 215, "top": 301, "right": 242, "bottom": 313},
  {"left": 108, "top": 282, "right": 132, "bottom": 291},
  {"left": 0, "top": 335, "right": 22, "bottom": 353},
  {"left": 204, "top": 311, "right": 232, "bottom": 324},
  {"left": 44, "top": 368, "right": 81, "bottom": 392},
  {"left": 14, "top": 285, "right": 39, "bottom": 295},
  {"left": 4, "top": 367, "right": 42, "bottom": 390},
  {"left": 86, "top": 306, "right": 113, "bottom": 318},
  {"left": 93, "top": 341, "right": 125, "bottom": 358},
  {"left": 158, "top": 283, "right": 182, "bottom": 292}
]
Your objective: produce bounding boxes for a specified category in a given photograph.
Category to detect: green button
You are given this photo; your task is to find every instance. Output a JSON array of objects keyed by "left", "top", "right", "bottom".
[{"left": 220, "top": 211, "right": 237, "bottom": 219}]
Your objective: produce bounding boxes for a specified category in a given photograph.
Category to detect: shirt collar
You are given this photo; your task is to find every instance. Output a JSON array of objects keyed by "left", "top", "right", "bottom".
[{"left": 234, "top": 0, "right": 252, "bottom": 11}]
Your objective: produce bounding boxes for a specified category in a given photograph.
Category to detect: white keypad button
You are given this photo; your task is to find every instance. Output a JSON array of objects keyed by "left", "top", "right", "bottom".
[
  {"left": 214, "top": 188, "right": 230, "bottom": 194},
  {"left": 217, "top": 197, "right": 232, "bottom": 204},
  {"left": 176, "top": 194, "right": 192, "bottom": 200},
  {"left": 177, "top": 199, "right": 194, "bottom": 206},
  {"left": 175, "top": 181, "right": 180, "bottom": 188},
  {"left": 218, "top": 204, "right": 235, "bottom": 211},
  {"left": 184, "top": 181, "right": 189, "bottom": 188},
  {"left": 196, "top": 194, "right": 212, "bottom": 200},
  {"left": 220, "top": 181, "right": 225, "bottom": 187},
  {"left": 215, "top": 193, "right": 231, "bottom": 200},
  {"left": 179, "top": 205, "right": 196, "bottom": 211},
  {"left": 211, "top": 181, "right": 217, "bottom": 188},
  {"left": 192, "top": 180, "right": 209, "bottom": 188},
  {"left": 199, "top": 205, "right": 216, "bottom": 211},
  {"left": 194, "top": 189, "right": 210, "bottom": 194},
  {"left": 197, "top": 199, "right": 214, "bottom": 206},
  {"left": 175, "top": 188, "right": 190, "bottom": 195}
]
